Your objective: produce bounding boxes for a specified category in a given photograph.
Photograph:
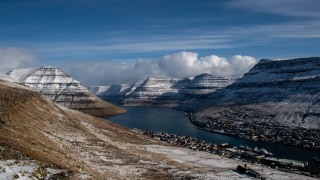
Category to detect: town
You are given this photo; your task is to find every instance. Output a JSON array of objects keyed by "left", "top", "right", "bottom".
[
  {"left": 188, "top": 114, "right": 320, "bottom": 151},
  {"left": 140, "top": 130, "right": 320, "bottom": 179}
]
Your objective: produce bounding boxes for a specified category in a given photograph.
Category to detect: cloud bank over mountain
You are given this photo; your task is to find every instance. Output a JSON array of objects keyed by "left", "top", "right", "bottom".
[
  {"left": 159, "top": 52, "right": 256, "bottom": 78},
  {"left": 0, "top": 48, "right": 257, "bottom": 86},
  {"left": 65, "top": 51, "right": 257, "bottom": 86},
  {"left": 0, "top": 47, "right": 36, "bottom": 73}
]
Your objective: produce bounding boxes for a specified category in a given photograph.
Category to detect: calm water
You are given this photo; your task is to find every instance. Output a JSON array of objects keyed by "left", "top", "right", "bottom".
[{"left": 106, "top": 106, "right": 320, "bottom": 169}]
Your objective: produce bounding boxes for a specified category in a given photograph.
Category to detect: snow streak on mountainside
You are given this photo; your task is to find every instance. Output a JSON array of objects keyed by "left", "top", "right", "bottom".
[
  {"left": 0, "top": 73, "right": 18, "bottom": 83},
  {"left": 7, "top": 66, "right": 125, "bottom": 116},
  {"left": 193, "top": 57, "right": 320, "bottom": 129},
  {"left": 90, "top": 74, "right": 236, "bottom": 107},
  {"left": 125, "top": 77, "right": 185, "bottom": 107},
  {"left": 89, "top": 80, "right": 145, "bottom": 104},
  {"left": 182, "top": 73, "right": 237, "bottom": 95}
]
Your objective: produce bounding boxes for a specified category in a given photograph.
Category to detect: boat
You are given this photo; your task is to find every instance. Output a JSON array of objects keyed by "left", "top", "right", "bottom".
[
  {"left": 260, "top": 148, "right": 273, "bottom": 156},
  {"left": 253, "top": 147, "right": 273, "bottom": 156}
]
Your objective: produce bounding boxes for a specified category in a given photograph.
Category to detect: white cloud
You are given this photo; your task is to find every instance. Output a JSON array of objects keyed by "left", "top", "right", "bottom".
[
  {"left": 64, "top": 51, "right": 257, "bottom": 86},
  {"left": 0, "top": 47, "right": 36, "bottom": 73},
  {"left": 159, "top": 51, "right": 257, "bottom": 78},
  {"left": 229, "top": 55, "right": 257, "bottom": 76},
  {"left": 62, "top": 60, "right": 166, "bottom": 87}
]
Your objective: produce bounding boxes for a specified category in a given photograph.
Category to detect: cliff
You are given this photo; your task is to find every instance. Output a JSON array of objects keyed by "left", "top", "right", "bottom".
[{"left": 193, "top": 57, "right": 320, "bottom": 129}]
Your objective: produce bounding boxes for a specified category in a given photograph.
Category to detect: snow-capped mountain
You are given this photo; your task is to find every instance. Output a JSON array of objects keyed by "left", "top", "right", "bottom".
[
  {"left": 90, "top": 74, "right": 236, "bottom": 107},
  {"left": 89, "top": 80, "right": 144, "bottom": 104},
  {"left": 7, "top": 66, "right": 125, "bottom": 116},
  {"left": 124, "top": 77, "right": 185, "bottom": 107},
  {"left": 0, "top": 73, "right": 18, "bottom": 83},
  {"left": 88, "top": 85, "right": 111, "bottom": 96},
  {"left": 193, "top": 57, "right": 320, "bottom": 129},
  {"left": 182, "top": 73, "right": 237, "bottom": 95}
]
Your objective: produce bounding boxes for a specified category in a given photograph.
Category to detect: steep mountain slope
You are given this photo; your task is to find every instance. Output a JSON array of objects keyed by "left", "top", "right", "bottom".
[
  {"left": 7, "top": 66, "right": 125, "bottom": 116},
  {"left": 88, "top": 85, "right": 111, "bottom": 95},
  {"left": 89, "top": 80, "right": 144, "bottom": 104},
  {"left": 193, "top": 57, "right": 320, "bottom": 129},
  {"left": 0, "top": 73, "right": 19, "bottom": 83},
  {"left": 92, "top": 74, "right": 236, "bottom": 107},
  {"left": 182, "top": 73, "right": 237, "bottom": 95},
  {"left": 124, "top": 77, "right": 185, "bottom": 107},
  {"left": 0, "top": 79, "right": 312, "bottom": 179}
]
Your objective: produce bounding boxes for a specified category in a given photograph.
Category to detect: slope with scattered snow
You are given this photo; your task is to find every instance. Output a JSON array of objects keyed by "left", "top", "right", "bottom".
[
  {"left": 193, "top": 57, "right": 320, "bottom": 129},
  {"left": 0, "top": 80, "right": 314, "bottom": 179}
]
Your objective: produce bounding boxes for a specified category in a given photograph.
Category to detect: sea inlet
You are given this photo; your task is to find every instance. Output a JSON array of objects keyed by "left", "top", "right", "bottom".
[{"left": 106, "top": 106, "right": 320, "bottom": 169}]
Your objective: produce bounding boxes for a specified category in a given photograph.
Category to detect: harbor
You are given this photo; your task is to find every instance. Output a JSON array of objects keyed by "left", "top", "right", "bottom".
[
  {"left": 141, "top": 130, "right": 320, "bottom": 178},
  {"left": 188, "top": 113, "right": 320, "bottom": 151},
  {"left": 107, "top": 106, "right": 320, "bottom": 174}
]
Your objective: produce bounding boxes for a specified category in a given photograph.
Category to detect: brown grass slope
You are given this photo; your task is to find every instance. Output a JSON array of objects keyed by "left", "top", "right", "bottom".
[{"left": 0, "top": 80, "right": 201, "bottom": 179}]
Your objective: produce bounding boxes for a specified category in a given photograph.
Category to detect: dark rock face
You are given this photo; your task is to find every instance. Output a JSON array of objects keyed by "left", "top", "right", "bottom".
[
  {"left": 193, "top": 57, "right": 320, "bottom": 129},
  {"left": 7, "top": 66, "right": 125, "bottom": 116}
]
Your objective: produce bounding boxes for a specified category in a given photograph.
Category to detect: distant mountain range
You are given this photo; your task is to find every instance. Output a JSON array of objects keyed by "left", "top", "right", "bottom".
[
  {"left": 6, "top": 57, "right": 320, "bottom": 129},
  {"left": 90, "top": 57, "right": 320, "bottom": 129},
  {"left": 6, "top": 66, "right": 125, "bottom": 116},
  {"left": 89, "top": 73, "right": 237, "bottom": 107},
  {"left": 0, "top": 69, "right": 307, "bottom": 179}
]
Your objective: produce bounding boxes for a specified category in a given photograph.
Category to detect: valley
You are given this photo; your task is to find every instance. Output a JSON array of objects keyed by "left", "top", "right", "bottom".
[
  {"left": 0, "top": 78, "right": 313, "bottom": 179},
  {"left": 2, "top": 1, "right": 319, "bottom": 179}
]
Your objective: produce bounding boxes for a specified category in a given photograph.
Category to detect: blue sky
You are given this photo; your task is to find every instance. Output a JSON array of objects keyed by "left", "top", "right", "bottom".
[{"left": 0, "top": 0, "right": 320, "bottom": 85}]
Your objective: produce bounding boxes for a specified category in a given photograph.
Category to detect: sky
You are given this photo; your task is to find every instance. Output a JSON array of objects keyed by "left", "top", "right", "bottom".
[{"left": 0, "top": 0, "right": 319, "bottom": 86}]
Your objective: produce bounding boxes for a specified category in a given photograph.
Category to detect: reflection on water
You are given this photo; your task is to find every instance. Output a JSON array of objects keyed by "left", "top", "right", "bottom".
[{"left": 106, "top": 106, "right": 320, "bottom": 168}]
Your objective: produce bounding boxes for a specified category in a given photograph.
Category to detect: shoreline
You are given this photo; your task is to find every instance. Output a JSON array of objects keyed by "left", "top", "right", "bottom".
[
  {"left": 187, "top": 114, "right": 320, "bottom": 152},
  {"left": 139, "top": 129, "right": 320, "bottom": 178}
]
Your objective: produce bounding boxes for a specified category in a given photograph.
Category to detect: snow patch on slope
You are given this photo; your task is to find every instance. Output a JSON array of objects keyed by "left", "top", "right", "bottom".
[{"left": 0, "top": 159, "right": 67, "bottom": 179}]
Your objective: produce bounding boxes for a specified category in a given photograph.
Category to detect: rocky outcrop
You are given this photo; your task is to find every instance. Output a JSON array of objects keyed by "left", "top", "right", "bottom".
[
  {"left": 91, "top": 74, "right": 236, "bottom": 107},
  {"left": 193, "top": 57, "right": 320, "bottom": 129},
  {"left": 7, "top": 66, "right": 125, "bottom": 116}
]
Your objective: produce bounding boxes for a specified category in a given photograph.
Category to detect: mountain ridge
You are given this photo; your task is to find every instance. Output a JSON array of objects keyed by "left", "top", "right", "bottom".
[
  {"left": 7, "top": 66, "right": 125, "bottom": 116},
  {"left": 192, "top": 57, "right": 320, "bottom": 129},
  {"left": 90, "top": 73, "right": 237, "bottom": 107}
]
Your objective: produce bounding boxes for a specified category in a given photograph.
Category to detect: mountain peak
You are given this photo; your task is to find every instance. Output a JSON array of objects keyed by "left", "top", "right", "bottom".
[
  {"left": 7, "top": 66, "right": 125, "bottom": 116},
  {"left": 39, "top": 66, "right": 58, "bottom": 69}
]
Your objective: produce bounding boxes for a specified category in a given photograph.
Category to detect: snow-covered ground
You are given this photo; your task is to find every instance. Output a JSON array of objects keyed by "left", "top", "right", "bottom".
[
  {"left": 145, "top": 145, "right": 316, "bottom": 180},
  {"left": 0, "top": 159, "right": 68, "bottom": 180}
]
